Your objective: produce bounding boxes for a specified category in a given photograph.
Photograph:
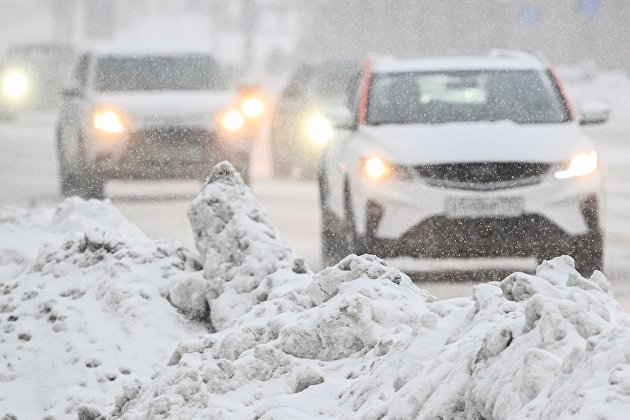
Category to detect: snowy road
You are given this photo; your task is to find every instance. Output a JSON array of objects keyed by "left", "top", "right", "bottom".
[{"left": 1, "top": 107, "right": 629, "bottom": 305}]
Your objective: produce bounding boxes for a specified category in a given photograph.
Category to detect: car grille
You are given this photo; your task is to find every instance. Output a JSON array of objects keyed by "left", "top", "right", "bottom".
[
  {"left": 126, "top": 127, "right": 215, "bottom": 163},
  {"left": 136, "top": 127, "right": 212, "bottom": 147},
  {"left": 416, "top": 162, "right": 552, "bottom": 190}
]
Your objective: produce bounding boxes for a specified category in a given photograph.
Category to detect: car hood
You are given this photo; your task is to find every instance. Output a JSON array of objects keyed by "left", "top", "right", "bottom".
[
  {"left": 359, "top": 121, "right": 593, "bottom": 165},
  {"left": 92, "top": 90, "right": 237, "bottom": 129}
]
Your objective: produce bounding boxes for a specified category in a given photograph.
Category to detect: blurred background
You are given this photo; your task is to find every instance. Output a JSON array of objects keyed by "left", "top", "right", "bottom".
[{"left": 1, "top": 0, "right": 629, "bottom": 77}]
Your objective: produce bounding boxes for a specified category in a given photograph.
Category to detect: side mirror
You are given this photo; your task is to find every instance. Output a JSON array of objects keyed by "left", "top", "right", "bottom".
[
  {"left": 326, "top": 106, "right": 356, "bottom": 130},
  {"left": 62, "top": 87, "right": 83, "bottom": 98},
  {"left": 579, "top": 101, "right": 610, "bottom": 126}
]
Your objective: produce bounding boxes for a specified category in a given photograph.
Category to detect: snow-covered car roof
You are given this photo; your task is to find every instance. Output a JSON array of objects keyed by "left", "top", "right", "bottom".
[{"left": 370, "top": 51, "right": 547, "bottom": 73}]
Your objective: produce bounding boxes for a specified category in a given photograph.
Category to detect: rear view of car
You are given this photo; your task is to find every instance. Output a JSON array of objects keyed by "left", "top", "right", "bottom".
[
  {"left": 319, "top": 51, "right": 607, "bottom": 276},
  {"left": 56, "top": 48, "right": 247, "bottom": 198}
]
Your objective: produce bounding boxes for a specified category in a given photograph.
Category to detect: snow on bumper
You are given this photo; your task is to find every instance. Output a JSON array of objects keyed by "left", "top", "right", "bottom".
[{"left": 351, "top": 172, "right": 603, "bottom": 239}]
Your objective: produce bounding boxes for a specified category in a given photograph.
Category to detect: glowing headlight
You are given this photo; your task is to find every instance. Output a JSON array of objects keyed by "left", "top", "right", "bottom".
[
  {"left": 306, "top": 115, "right": 334, "bottom": 145},
  {"left": 2, "top": 71, "right": 28, "bottom": 99},
  {"left": 220, "top": 108, "right": 245, "bottom": 132},
  {"left": 554, "top": 151, "right": 598, "bottom": 179},
  {"left": 240, "top": 97, "right": 265, "bottom": 118},
  {"left": 93, "top": 108, "right": 126, "bottom": 134},
  {"left": 362, "top": 157, "right": 391, "bottom": 180}
]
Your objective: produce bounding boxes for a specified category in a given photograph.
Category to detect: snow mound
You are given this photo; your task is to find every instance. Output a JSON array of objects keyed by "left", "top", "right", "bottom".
[
  {"left": 0, "top": 198, "right": 208, "bottom": 419},
  {"left": 112, "top": 174, "right": 628, "bottom": 420},
  {"left": 4, "top": 163, "right": 630, "bottom": 419},
  {"left": 183, "top": 162, "right": 310, "bottom": 331}
]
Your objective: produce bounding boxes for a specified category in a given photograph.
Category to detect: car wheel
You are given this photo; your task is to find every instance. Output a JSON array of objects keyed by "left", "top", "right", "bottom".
[
  {"left": 572, "top": 229, "right": 604, "bottom": 277},
  {"left": 74, "top": 132, "right": 105, "bottom": 200},
  {"left": 343, "top": 181, "right": 368, "bottom": 256},
  {"left": 319, "top": 174, "right": 350, "bottom": 267},
  {"left": 56, "top": 128, "right": 77, "bottom": 198}
]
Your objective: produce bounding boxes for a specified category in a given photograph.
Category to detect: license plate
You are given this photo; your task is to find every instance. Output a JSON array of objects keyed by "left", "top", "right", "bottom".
[{"left": 445, "top": 196, "right": 524, "bottom": 218}]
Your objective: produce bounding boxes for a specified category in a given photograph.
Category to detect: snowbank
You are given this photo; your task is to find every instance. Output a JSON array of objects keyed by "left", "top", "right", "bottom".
[
  {"left": 2, "top": 162, "right": 629, "bottom": 419},
  {"left": 184, "top": 162, "right": 310, "bottom": 331},
  {"left": 0, "top": 199, "right": 208, "bottom": 419},
  {"left": 112, "top": 163, "right": 630, "bottom": 420}
]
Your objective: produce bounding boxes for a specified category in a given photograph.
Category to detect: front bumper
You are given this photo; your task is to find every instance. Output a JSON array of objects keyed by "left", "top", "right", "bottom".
[
  {"left": 351, "top": 173, "right": 603, "bottom": 258},
  {"left": 86, "top": 126, "right": 251, "bottom": 179}
]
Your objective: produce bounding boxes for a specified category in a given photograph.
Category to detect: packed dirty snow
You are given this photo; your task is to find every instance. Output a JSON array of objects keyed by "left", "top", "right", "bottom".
[
  {"left": 113, "top": 163, "right": 630, "bottom": 420},
  {"left": 2, "top": 162, "right": 630, "bottom": 419},
  {"left": 184, "top": 162, "right": 310, "bottom": 331},
  {"left": 0, "top": 199, "right": 208, "bottom": 419}
]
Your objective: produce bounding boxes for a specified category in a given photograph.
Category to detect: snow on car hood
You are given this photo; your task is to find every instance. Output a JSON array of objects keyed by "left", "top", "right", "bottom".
[
  {"left": 359, "top": 121, "right": 594, "bottom": 165},
  {"left": 93, "top": 90, "right": 237, "bottom": 129}
]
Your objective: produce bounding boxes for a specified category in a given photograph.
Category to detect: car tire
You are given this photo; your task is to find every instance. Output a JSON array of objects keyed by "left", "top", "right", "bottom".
[
  {"left": 78, "top": 170, "right": 105, "bottom": 200},
  {"left": 56, "top": 128, "right": 77, "bottom": 198},
  {"left": 343, "top": 182, "right": 368, "bottom": 256},
  {"left": 572, "top": 229, "right": 604, "bottom": 277},
  {"left": 320, "top": 174, "right": 350, "bottom": 267},
  {"left": 72, "top": 132, "right": 105, "bottom": 200}
]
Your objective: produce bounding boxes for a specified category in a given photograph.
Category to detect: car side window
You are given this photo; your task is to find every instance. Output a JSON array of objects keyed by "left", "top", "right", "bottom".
[{"left": 73, "top": 55, "right": 90, "bottom": 90}]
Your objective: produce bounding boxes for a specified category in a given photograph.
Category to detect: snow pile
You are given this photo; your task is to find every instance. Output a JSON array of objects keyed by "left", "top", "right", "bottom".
[
  {"left": 3, "top": 162, "right": 630, "bottom": 419},
  {"left": 182, "top": 162, "right": 310, "bottom": 330},
  {"left": 112, "top": 164, "right": 630, "bottom": 419},
  {"left": 0, "top": 199, "right": 208, "bottom": 419}
]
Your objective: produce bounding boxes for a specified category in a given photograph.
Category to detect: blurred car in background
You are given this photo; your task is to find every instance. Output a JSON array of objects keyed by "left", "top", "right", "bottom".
[
  {"left": 0, "top": 43, "right": 76, "bottom": 119},
  {"left": 319, "top": 51, "right": 608, "bottom": 276},
  {"left": 271, "top": 60, "right": 356, "bottom": 178},
  {"left": 56, "top": 46, "right": 253, "bottom": 199}
]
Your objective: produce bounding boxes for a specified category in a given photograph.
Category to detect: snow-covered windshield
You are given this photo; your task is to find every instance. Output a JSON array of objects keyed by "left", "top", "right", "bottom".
[
  {"left": 94, "top": 55, "right": 226, "bottom": 92},
  {"left": 367, "top": 70, "right": 571, "bottom": 125}
]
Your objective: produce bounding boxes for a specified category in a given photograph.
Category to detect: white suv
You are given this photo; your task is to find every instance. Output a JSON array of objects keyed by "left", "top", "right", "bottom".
[
  {"left": 56, "top": 46, "right": 248, "bottom": 198},
  {"left": 319, "top": 51, "right": 608, "bottom": 276}
]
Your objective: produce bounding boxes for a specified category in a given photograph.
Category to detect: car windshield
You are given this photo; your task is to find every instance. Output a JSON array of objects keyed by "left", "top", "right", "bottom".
[
  {"left": 367, "top": 70, "right": 571, "bottom": 125},
  {"left": 94, "top": 55, "right": 226, "bottom": 92}
]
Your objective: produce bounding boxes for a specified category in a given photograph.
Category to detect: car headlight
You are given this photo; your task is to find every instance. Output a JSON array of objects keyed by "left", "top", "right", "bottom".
[
  {"left": 2, "top": 71, "right": 29, "bottom": 99},
  {"left": 93, "top": 108, "right": 126, "bottom": 134},
  {"left": 361, "top": 156, "right": 413, "bottom": 181},
  {"left": 363, "top": 157, "right": 391, "bottom": 179},
  {"left": 305, "top": 114, "right": 333, "bottom": 146},
  {"left": 220, "top": 108, "right": 245, "bottom": 132},
  {"left": 240, "top": 96, "right": 266, "bottom": 119},
  {"left": 554, "top": 151, "right": 598, "bottom": 179}
]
